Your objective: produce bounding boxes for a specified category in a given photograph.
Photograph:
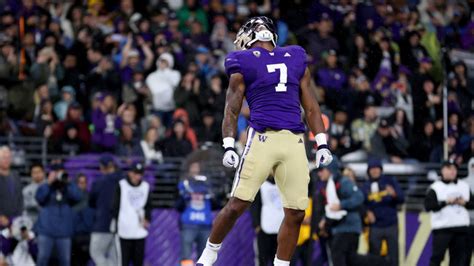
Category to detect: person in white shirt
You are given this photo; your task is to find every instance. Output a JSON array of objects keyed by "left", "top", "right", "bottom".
[
  {"left": 145, "top": 52, "right": 181, "bottom": 128},
  {"left": 425, "top": 160, "right": 474, "bottom": 266},
  {"left": 112, "top": 162, "right": 151, "bottom": 266},
  {"left": 22, "top": 163, "right": 46, "bottom": 223},
  {"left": 140, "top": 127, "right": 164, "bottom": 164},
  {"left": 250, "top": 177, "right": 285, "bottom": 266}
]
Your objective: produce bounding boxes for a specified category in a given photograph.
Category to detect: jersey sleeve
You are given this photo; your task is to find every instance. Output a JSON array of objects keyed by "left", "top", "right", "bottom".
[
  {"left": 289, "top": 45, "right": 308, "bottom": 79},
  {"left": 224, "top": 51, "right": 242, "bottom": 77}
]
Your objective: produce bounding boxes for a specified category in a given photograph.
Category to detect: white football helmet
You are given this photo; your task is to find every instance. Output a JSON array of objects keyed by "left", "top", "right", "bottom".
[{"left": 234, "top": 16, "right": 278, "bottom": 50}]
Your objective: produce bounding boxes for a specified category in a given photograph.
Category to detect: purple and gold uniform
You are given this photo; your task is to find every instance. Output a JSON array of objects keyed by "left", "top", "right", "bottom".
[
  {"left": 225, "top": 45, "right": 307, "bottom": 133},
  {"left": 225, "top": 45, "right": 310, "bottom": 210}
]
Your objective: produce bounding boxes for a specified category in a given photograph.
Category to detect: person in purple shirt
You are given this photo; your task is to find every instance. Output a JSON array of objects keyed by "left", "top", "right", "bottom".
[
  {"left": 197, "top": 16, "right": 333, "bottom": 266},
  {"left": 91, "top": 94, "right": 123, "bottom": 152}
]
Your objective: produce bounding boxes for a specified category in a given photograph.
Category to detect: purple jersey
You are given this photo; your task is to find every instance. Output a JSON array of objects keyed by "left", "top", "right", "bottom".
[{"left": 225, "top": 45, "right": 307, "bottom": 133}]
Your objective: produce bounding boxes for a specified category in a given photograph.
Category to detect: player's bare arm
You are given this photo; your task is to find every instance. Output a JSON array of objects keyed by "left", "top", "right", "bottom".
[
  {"left": 300, "top": 67, "right": 325, "bottom": 135},
  {"left": 300, "top": 67, "right": 333, "bottom": 167},
  {"left": 221, "top": 73, "right": 245, "bottom": 168},
  {"left": 222, "top": 73, "right": 245, "bottom": 139}
]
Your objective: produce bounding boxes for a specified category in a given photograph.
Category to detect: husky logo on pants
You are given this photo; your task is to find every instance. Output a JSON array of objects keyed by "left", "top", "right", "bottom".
[{"left": 258, "top": 135, "right": 267, "bottom": 142}]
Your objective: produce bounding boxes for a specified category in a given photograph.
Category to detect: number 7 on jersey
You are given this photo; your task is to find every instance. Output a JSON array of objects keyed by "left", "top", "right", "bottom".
[{"left": 266, "top": 63, "right": 287, "bottom": 92}]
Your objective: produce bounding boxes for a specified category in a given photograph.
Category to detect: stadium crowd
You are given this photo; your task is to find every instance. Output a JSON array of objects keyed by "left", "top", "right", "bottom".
[
  {"left": 0, "top": 0, "right": 472, "bottom": 163},
  {"left": 0, "top": 0, "right": 473, "bottom": 265}
]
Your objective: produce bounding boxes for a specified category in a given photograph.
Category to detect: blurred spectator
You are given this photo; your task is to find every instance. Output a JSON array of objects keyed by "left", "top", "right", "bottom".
[
  {"left": 55, "top": 123, "right": 85, "bottom": 155},
  {"left": 394, "top": 68, "right": 414, "bottom": 124},
  {"left": 89, "top": 155, "right": 122, "bottom": 266},
  {"left": 329, "top": 110, "right": 356, "bottom": 157},
  {"left": 425, "top": 160, "right": 473, "bottom": 266},
  {"left": 53, "top": 86, "right": 76, "bottom": 121},
  {"left": 140, "top": 127, "right": 164, "bottom": 164},
  {"left": 413, "top": 76, "right": 441, "bottom": 134},
  {"left": 52, "top": 102, "right": 91, "bottom": 152},
  {"left": 34, "top": 99, "right": 56, "bottom": 138},
  {"left": 30, "top": 47, "right": 64, "bottom": 97},
  {"left": 91, "top": 95, "right": 123, "bottom": 152},
  {"left": 0, "top": 147, "right": 23, "bottom": 221},
  {"left": 34, "top": 163, "right": 82, "bottom": 266},
  {"left": 367, "top": 37, "right": 398, "bottom": 80},
  {"left": 250, "top": 177, "right": 284, "bottom": 266},
  {"left": 174, "top": 71, "right": 202, "bottom": 126},
  {"left": 23, "top": 163, "right": 46, "bottom": 223},
  {"left": 0, "top": 216, "right": 36, "bottom": 266},
  {"left": 120, "top": 104, "right": 141, "bottom": 140},
  {"left": 304, "top": 12, "right": 339, "bottom": 64},
  {"left": 400, "top": 31, "right": 429, "bottom": 72},
  {"left": 196, "top": 110, "right": 221, "bottom": 144},
  {"left": 351, "top": 104, "right": 378, "bottom": 152},
  {"left": 411, "top": 121, "right": 441, "bottom": 162},
  {"left": 370, "top": 118, "right": 409, "bottom": 163},
  {"left": 117, "top": 125, "right": 142, "bottom": 157},
  {"left": 161, "top": 119, "right": 193, "bottom": 157},
  {"left": 146, "top": 52, "right": 181, "bottom": 128},
  {"left": 349, "top": 34, "right": 369, "bottom": 75},
  {"left": 465, "top": 157, "right": 474, "bottom": 265},
  {"left": 172, "top": 108, "right": 198, "bottom": 150},
  {"left": 85, "top": 55, "right": 122, "bottom": 102},
  {"left": 430, "top": 135, "right": 462, "bottom": 164},
  {"left": 317, "top": 50, "right": 347, "bottom": 110},
  {"left": 176, "top": 162, "right": 216, "bottom": 263},
  {"left": 72, "top": 174, "right": 93, "bottom": 266},
  {"left": 448, "top": 61, "right": 473, "bottom": 117},
  {"left": 460, "top": 117, "right": 474, "bottom": 162},
  {"left": 362, "top": 159, "right": 404, "bottom": 266},
  {"left": 120, "top": 34, "right": 154, "bottom": 83},
  {"left": 315, "top": 159, "right": 368, "bottom": 266},
  {"left": 371, "top": 69, "right": 395, "bottom": 107},
  {"left": 122, "top": 70, "right": 148, "bottom": 120},
  {"left": 112, "top": 162, "right": 151, "bottom": 266},
  {"left": 177, "top": 0, "right": 209, "bottom": 34},
  {"left": 199, "top": 74, "right": 226, "bottom": 123}
]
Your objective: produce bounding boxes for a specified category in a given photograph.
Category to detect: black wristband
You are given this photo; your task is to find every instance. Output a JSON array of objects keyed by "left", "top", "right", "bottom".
[
  {"left": 317, "top": 144, "right": 329, "bottom": 150},
  {"left": 224, "top": 147, "right": 236, "bottom": 153}
]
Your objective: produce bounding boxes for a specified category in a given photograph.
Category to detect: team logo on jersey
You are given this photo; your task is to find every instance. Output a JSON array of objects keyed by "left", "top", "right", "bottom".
[
  {"left": 258, "top": 135, "right": 267, "bottom": 142},
  {"left": 253, "top": 51, "right": 261, "bottom": 57},
  {"left": 284, "top": 52, "right": 291, "bottom": 57}
]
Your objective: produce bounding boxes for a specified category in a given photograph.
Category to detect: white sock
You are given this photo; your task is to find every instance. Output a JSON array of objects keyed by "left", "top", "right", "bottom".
[
  {"left": 196, "top": 239, "right": 221, "bottom": 265},
  {"left": 274, "top": 257, "right": 290, "bottom": 266}
]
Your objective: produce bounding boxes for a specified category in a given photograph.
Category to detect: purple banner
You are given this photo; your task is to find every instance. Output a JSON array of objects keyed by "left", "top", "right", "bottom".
[{"left": 145, "top": 210, "right": 434, "bottom": 266}]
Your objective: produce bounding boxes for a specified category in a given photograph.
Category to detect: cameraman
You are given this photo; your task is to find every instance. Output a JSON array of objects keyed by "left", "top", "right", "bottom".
[{"left": 34, "top": 163, "right": 82, "bottom": 266}]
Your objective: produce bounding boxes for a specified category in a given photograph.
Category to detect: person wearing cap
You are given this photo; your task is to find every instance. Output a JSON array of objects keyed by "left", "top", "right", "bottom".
[
  {"left": 362, "top": 159, "right": 404, "bottom": 266},
  {"left": 112, "top": 162, "right": 151, "bottom": 266},
  {"left": 304, "top": 12, "right": 339, "bottom": 64},
  {"left": 35, "top": 162, "right": 82, "bottom": 266},
  {"left": 425, "top": 160, "right": 474, "bottom": 266},
  {"left": 314, "top": 158, "right": 366, "bottom": 266},
  {"left": 89, "top": 154, "right": 122, "bottom": 266},
  {"left": 176, "top": 162, "right": 216, "bottom": 265},
  {"left": 370, "top": 118, "right": 409, "bottom": 163},
  {"left": 145, "top": 52, "right": 181, "bottom": 128},
  {"left": 316, "top": 49, "right": 347, "bottom": 110}
]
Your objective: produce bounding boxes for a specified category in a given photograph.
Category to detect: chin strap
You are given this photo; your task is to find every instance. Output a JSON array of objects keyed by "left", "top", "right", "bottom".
[{"left": 246, "top": 29, "right": 277, "bottom": 49}]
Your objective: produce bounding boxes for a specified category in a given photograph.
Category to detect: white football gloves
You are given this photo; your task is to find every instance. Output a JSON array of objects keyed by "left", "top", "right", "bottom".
[
  {"left": 315, "top": 133, "right": 333, "bottom": 168},
  {"left": 222, "top": 137, "right": 239, "bottom": 168}
]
